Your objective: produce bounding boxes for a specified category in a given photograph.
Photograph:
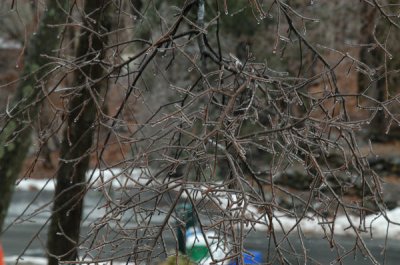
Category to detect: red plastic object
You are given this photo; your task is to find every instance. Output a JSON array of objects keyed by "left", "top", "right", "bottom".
[{"left": 0, "top": 242, "right": 4, "bottom": 265}]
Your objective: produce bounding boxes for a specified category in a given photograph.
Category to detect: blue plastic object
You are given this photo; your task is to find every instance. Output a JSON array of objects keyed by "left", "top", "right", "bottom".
[{"left": 229, "top": 250, "right": 262, "bottom": 265}]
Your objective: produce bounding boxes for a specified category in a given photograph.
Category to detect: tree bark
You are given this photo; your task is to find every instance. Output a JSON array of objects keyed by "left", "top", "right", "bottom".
[
  {"left": 46, "top": 1, "right": 111, "bottom": 264},
  {"left": 358, "top": 3, "right": 386, "bottom": 140},
  {"left": 358, "top": 4, "right": 380, "bottom": 94},
  {"left": 0, "top": 0, "right": 69, "bottom": 231}
]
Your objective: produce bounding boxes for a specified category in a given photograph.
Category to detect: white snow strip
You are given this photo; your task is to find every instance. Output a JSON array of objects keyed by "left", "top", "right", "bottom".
[
  {"left": 5, "top": 256, "right": 135, "bottom": 265},
  {"left": 15, "top": 167, "right": 153, "bottom": 192},
  {"left": 0, "top": 38, "right": 21, "bottom": 49},
  {"left": 253, "top": 208, "right": 400, "bottom": 240},
  {"left": 15, "top": 179, "right": 55, "bottom": 191},
  {"left": 85, "top": 167, "right": 153, "bottom": 189},
  {"left": 180, "top": 184, "right": 400, "bottom": 239},
  {"left": 5, "top": 256, "right": 47, "bottom": 265},
  {"left": 12, "top": 173, "right": 400, "bottom": 239},
  {"left": 365, "top": 208, "right": 400, "bottom": 238}
]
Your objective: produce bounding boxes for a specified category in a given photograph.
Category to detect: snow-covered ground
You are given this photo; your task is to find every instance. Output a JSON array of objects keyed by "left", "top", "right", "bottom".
[
  {"left": 5, "top": 169, "right": 400, "bottom": 265},
  {"left": 15, "top": 167, "right": 152, "bottom": 191},
  {"left": 13, "top": 168, "right": 400, "bottom": 241},
  {"left": 0, "top": 38, "right": 21, "bottom": 49},
  {"left": 4, "top": 256, "right": 135, "bottom": 265}
]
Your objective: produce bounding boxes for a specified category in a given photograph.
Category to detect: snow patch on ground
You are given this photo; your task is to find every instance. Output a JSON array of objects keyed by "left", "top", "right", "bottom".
[
  {"left": 252, "top": 208, "right": 400, "bottom": 240},
  {"left": 5, "top": 256, "right": 47, "bottom": 265},
  {"left": 15, "top": 179, "right": 55, "bottom": 191},
  {"left": 5, "top": 256, "right": 135, "bottom": 265},
  {"left": 0, "top": 38, "right": 21, "bottom": 49},
  {"left": 14, "top": 170, "right": 400, "bottom": 240},
  {"left": 173, "top": 184, "right": 400, "bottom": 240},
  {"left": 85, "top": 167, "right": 153, "bottom": 189},
  {"left": 15, "top": 167, "right": 152, "bottom": 192}
]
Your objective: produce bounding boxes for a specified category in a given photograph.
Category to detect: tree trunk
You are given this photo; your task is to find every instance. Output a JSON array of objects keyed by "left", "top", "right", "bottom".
[
  {"left": 46, "top": 1, "right": 111, "bottom": 264},
  {"left": 358, "top": 4, "right": 379, "bottom": 95},
  {"left": 0, "top": 0, "right": 69, "bottom": 231},
  {"left": 358, "top": 3, "right": 386, "bottom": 140}
]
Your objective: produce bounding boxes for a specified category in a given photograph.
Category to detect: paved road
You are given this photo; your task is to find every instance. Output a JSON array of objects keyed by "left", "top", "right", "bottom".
[
  {"left": 4, "top": 222, "right": 400, "bottom": 264},
  {"left": 2, "top": 190, "right": 400, "bottom": 264}
]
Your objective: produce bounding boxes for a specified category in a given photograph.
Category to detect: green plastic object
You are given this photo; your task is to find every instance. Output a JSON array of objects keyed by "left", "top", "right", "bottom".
[
  {"left": 186, "top": 245, "right": 209, "bottom": 263},
  {"left": 185, "top": 227, "right": 209, "bottom": 263}
]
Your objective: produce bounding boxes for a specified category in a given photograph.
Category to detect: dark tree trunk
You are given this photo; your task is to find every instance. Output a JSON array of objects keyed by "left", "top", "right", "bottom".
[
  {"left": 358, "top": 3, "right": 386, "bottom": 140},
  {"left": 0, "top": 0, "right": 69, "bottom": 231},
  {"left": 46, "top": 1, "right": 111, "bottom": 264},
  {"left": 130, "top": 0, "right": 143, "bottom": 17},
  {"left": 358, "top": 3, "right": 380, "bottom": 95}
]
